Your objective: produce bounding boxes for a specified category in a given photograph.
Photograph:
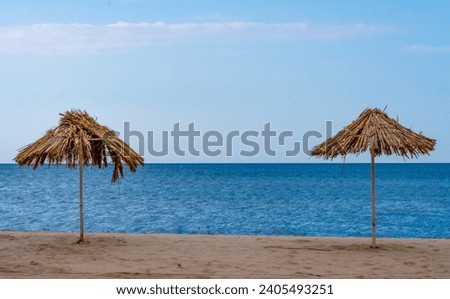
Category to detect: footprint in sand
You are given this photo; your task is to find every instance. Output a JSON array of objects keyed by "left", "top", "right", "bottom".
[{"left": 0, "top": 234, "right": 16, "bottom": 241}]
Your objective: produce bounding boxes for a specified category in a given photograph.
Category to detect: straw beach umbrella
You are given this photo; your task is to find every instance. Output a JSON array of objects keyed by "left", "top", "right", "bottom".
[
  {"left": 311, "top": 108, "right": 435, "bottom": 247},
  {"left": 14, "top": 110, "right": 144, "bottom": 243}
]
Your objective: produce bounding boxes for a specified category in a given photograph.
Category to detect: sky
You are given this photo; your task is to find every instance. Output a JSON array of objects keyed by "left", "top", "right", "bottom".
[{"left": 0, "top": 0, "right": 449, "bottom": 163}]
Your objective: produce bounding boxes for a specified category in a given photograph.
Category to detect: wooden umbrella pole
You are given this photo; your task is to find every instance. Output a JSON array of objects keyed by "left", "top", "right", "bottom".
[
  {"left": 79, "top": 161, "right": 84, "bottom": 243},
  {"left": 371, "top": 154, "right": 376, "bottom": 248}
]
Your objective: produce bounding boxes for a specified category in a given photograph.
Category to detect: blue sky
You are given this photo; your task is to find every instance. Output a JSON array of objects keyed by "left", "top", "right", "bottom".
[{"left": 0, "top": 0, "right": 449, "bottom": 163}]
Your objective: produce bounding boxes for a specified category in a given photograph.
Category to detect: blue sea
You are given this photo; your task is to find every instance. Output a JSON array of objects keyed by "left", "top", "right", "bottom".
[{"left": 0, "top": 163, "right": 448, "bottom": 238}]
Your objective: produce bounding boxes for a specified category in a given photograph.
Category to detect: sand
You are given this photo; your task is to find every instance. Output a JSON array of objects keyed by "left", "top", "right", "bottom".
[{"left": 0, "top": 231, "right": 448, "bottom": 278}]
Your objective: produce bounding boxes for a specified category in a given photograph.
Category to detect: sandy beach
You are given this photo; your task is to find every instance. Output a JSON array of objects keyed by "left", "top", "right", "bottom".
[{"left": 0, "top": 231, "right": 448, "bottom": 278}]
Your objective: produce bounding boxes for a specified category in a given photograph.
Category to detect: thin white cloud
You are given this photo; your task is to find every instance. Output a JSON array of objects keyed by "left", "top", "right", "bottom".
[
  {"left": 0, "top": 21, "right": 392, "bottom": 54},
  {"left": 407, "top": 44, "right": 450, "bottom": 54}
]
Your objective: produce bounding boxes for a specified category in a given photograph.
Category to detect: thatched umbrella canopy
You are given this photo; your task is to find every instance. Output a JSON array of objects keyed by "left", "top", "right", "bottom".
[
  {"left": 311, "top": 108, "right": 436, "bottom": 247},
  {"left": 14, "top": 110, "right": 144, "bottom": 243}
]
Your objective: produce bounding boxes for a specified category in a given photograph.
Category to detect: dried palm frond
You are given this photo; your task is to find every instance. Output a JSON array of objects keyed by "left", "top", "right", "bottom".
[
  {"left": 14, "top": 110, "right": 144, "bottom": 182},
  {"left": 311, "top": 108, "right": 436, "bottom": 159}
]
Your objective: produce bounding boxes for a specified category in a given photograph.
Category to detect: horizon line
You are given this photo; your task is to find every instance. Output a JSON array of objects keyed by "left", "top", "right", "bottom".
[{"left": 1, "top": 162, "right": 448, "bottom": 165}]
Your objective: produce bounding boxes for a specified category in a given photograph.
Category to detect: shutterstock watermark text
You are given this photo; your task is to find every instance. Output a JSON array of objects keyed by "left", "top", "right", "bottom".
[{"left": 115, "top": 121, "right": 333, "bottom": 158}]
